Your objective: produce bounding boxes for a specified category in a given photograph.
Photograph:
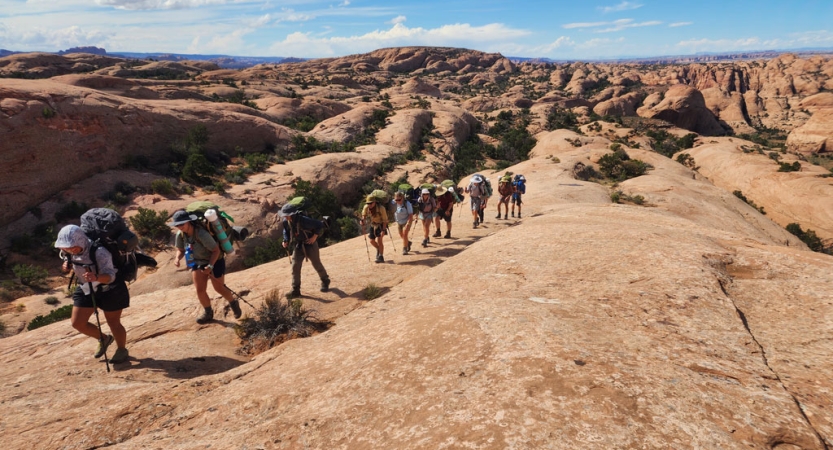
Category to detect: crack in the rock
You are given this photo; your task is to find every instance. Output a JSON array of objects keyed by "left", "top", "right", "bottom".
[{"left": 717, "top": 276, "right": 830, "bottom": 450}]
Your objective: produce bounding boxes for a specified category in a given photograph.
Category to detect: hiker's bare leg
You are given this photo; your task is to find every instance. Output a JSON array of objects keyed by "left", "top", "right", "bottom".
[
  {"left": 376, "top": 236, "right": 384, "bottom": 256},
  {"left": 71, "top": 306, "right": 102, "bottom": 339},
  {"left": 103, "top": 309, "right": 126, "bottom": 349},
  {"left": 192, "top": 270, "right": 211, "bottom": 308},
  {"left": 210, "top": 274, "right": 234, "bottom": 302},
  {"left": 423, "top": 219, "right": 431, "bottom": 240}
]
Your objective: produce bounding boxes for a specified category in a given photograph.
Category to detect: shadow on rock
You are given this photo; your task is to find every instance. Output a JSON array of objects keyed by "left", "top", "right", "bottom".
[{"left": 117, "top": 355, "right": 247, "bottom": 379}]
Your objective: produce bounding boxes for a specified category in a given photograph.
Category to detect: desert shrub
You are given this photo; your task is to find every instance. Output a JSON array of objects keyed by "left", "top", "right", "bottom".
[
  {"left": 243, "top": 237, "right": 289, "bottom": 268},
  {"left": 244, "top": 153, "right": 270, "bottom": 172},
  {"left": 486, "top": 110, "right": 537, "bottom": 163},
  {"left": 181, "top": 151, "right": 215, "bottom": 186},
  {"left": 452, "top": 134, "right": 491, "bottom": 180},
  {"left": 44, "top": 296, "right": 60, "bottom": 305},
  {"left": 281, "top": 115, "right": 319, "bottom": 132},
  {"left": 13, "top": 264, "right": 48, "bottom": 287},
  {"left": 0, "top": 318, "right": 5, "bottom": 334},
  {"left": 572, "top": 162, "right": 598, "bottom": 181},
  {"left": 598, "top": 149, "right": 649, "bottom": 181},
  {"left": 610, "top": 190, "right": 621, "bottom": 203},
  {"left": 676, "top": 153, "right": 699, "bottom": 170},
  {"left": 42, "top": 107, "right": 55, "bottom": 118},
  {"left": 545, "top": 107, "right": 579, "bottom": 131},
  {"left": 337, "top": 216, "right": 360, "bottom": 240},
  {"left": 777, "top": 161, "right": 801, "bottom": 172},
  {"left": 129, "top": 208, "right": 171, "bottom": 241},
  {"left": 786, "top": 223, "right": 825, "bottom": 252},
  {"left": 235, "top": 289, "right": 330, "bottom": 354},
  {"left": 151, "top": 178, "right": 175, "bottom": 196},
  {"left": 646, "top": 130, "right": 697, "bottom": 158},
  {"left": 363, "top": 283, "right": 382, "bottom": 300},
  {"left": 733, "top": 190, "right": 765, "bottom": 214},
  {"left": 27, "top": 304, "right": 73, "bottom": 331},
  {"left": 54, "top": 200, "right": 88, "bottom": 223}
]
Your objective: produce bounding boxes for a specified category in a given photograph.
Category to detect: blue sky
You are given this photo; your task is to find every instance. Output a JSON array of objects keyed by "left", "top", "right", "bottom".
[{"left": 1, "top": 0, "right": 832, "bottom": 59}]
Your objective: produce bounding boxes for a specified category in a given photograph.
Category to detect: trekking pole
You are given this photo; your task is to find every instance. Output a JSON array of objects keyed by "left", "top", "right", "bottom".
[
  {"left": 386, "top": 225, "right": 397, "bottom": 252},
  {"left": 86, "top": 268, "right": 110, "bottom": 373},
  {"left": 356, "top": 216, "right": 371, "bottom": 263},
  {"left": 224, "top": 284, "right": 256, "bottom": 309}
]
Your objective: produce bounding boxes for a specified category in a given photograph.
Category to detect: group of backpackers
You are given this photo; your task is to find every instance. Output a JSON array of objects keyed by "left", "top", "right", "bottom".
[{"left": 52, "top": 173, "right": 526, "bottom": 367}]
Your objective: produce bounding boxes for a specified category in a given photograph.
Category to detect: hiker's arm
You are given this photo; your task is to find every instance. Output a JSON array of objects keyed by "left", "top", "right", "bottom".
[
  {"left": 87, "top": 247, "right": 116, "bottom": 284},
  {"left": 173, "top": 231, "right": 185, "bottom": 267},
  {"left": 203, "top": 245, "right": 221, "bottom": 274}
]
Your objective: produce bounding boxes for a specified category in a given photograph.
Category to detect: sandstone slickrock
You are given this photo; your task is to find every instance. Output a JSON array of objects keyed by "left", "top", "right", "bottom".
[
  {"left": 1, "top": 127, "right": 831, "bottom": 449},
  {"left": 637, "top": 85, "right": 726, "bottom": 136}
]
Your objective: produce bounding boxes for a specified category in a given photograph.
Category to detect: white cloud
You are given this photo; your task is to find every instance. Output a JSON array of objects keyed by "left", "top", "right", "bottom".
[
  {"left": 269, "top": 22, "right": 530, "bottom": 57},
  {"left": 577, "top": 37, "right": 625, "bottom": 49},
  {"left": 564, "top": 19, "right": 661, "bottom": 32},
  {"left": 339, "top": 0, "right": 350, "bottom": 6},
  {"left": 0, "top": 23, "right": 114, "bottom": 50},
  {"left": 388, "top": 15, "right": 406, "bottom": 25},
  {"left": 276, "top": 8, "right": 315, "bottom": 23},
  {"left": 790, "top": 30, "right": 833, "bottom": 46},
  {"left": 598, "top": 1, "right": 643, "bottom": 13},
  {"left": 94, "top": 0, "right": 230, "bottom": 11},
  {"left": 189, "top": 27, "right": 253, "bottom": 53},
  {"left": 668, "top": 22, "right": 693, "bottom": 27}
]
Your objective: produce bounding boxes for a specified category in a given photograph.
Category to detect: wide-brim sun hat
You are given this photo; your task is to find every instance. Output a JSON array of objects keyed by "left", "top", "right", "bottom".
[
  {"left": 167, "top": 210, "right": 197, "bottom": 227},
  {"left": 421, "top": 188, "right": 430, "bottom": 194},
  {"left": 435, "top": 186, "right": 447, "bottom": 196},
  {"left": 471, "top": 175, "right": 483, "bottom": 183},
  {"left": 366, "top": 195, "right": 377, "bottom": 203}
]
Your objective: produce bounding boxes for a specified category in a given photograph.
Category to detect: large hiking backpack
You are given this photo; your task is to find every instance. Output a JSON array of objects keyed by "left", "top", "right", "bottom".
[
  {"left": 472, "top": 174, "right": 493, "bottom": 197},
  {"left": 440, "top": 179, "right": 464, "bottom": 203},
  {"left": 282, "top": 196, "right": 334, "bottom": 242},
  {"left": 398, "top": 183, "right": 420, "bottom": 209},
  {"left": 513, "top": 174, "right": 527, "bottom": 194},
  {"left": 419, "top": 183, "right": 437, "bottom": 197},
  {"left": 80, "top": 208, "right": 155, "bottom": 283},
  {"left": 185, "top": 201, "right": 249, "bottom": 254}
]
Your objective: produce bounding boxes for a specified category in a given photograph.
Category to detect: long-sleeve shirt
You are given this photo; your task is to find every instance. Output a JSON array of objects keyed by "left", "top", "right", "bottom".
[{"left": 282, "top": 215, "right": 326, "bottom": 248}]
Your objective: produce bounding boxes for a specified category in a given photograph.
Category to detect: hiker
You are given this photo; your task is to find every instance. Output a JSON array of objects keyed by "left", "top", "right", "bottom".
[
  {"left": 465, "top": 175, "right": 487, "bottom": 228},
  {"left": 281, "top": 203, "right": 331, "bottom": 298},
  {"left": 416, "top": 188, "right": 437, "bottom": 246},
  {"left": 392, "top": 191, "right": 414, "bottom": 254},
  {"left": 55, "top": 225, "right": 130, "bottom": 365},
  {"left": 512, "top": 174, "right": 526, "bottom": 218},
  {"left": 361, "top": 194, "right": 389, "bottom": 263},
  {"left": 496, "top": 175, "right": 513, "bottom": 220},
  {"left": 170, "top": 210, "right": 241, "bottom": 324},
  {"left": 433, "top": 185, "right": 454, "bottom": 238}
]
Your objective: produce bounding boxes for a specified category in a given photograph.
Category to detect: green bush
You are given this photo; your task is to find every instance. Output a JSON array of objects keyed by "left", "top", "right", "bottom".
[
  {"left": 598, "top": 149, "right": 649, "bottom": 181},
  {"left": 44, "top": 296, "right": 60, "bottom": 305},
  {"left": 646, "top": 130, "right": 697, "bottom": 158},
  {"left": 27, "top": 304, "right": 73, "bottom": 331},
  {"left": 151, "top": 178, "right": 175, "bottom": 196},
  {"left": 676, "top": 153, "right": 698, "bottom": 170},
  {"left": 337, "top": 216, "right": 360, "bottom": 240},
  {"left": 733, "top": 190, "right": 765, "bottom": 214},
  {"left": 181, "top": 151, "right": 215, "bottom": 186},
  {"left": 363, "top": 283, "right": 382, "bottom": 300},
  {"left": 777, "top": 161, "right": 801, "bottom": 172},
  {"left": 244, "top": 153, "right": 270, "bottom": 172},
  {"left": 129, "top": 208, "right": 171, "bottom": 241},
  {"left": 545, "top": 107, "right": 579, "bottom": 131},
  {"left": 13, "top": 264, "right": 48, "bottom": 287},
  {"left": 786, "top": 223, "right": 825, "bottom": 252},
  {"left": 235, "top": 289, "right": 330, "bottom": 354},
  {"left": 42, "top": 107, "right": 55, "bottom": 118}
]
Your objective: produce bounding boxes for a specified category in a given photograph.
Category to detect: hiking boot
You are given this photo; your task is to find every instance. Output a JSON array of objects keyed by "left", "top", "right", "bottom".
[
  {"left": 229, "top": 300, "right": 242, "bottom": 319},
  {"left": 433, "top": 230, "right": 441, "bottom": 238},
  {"left": 444, "top": 232, "right": 451, "bottom": 239},
  {"left": 473, "top": 220, "right": 477, "bottom": 228},
  {"left": 196, "top": 307, "right": 214, "bottom": 324},
  {"left": 286, "top": 289, "right": 301, "bottom": 299},
  {"left": 320, "top": 279, "right": 330, "bottom": 293},
  {"left": 503, "top": 214, "right": 508, "bottom": 219},
  {"left": 496, "top": 213, "right": 501, "bottom": 219},
  {"left": 94, "top": 334, "right": 114, "bottom": 359},
  {"left": 375, "top": 254, "right": 384, "bottom": 263},
  {"left": 109, "top": 347, "right": 129, "bottom": 364},
  {"left": 518, "top": 213, "right": 522, "bottom": 218},
  {"left": 511, "top": 212, "right": 515, "bottom": 217},
  {"left": 422, "top": 238, "right": 428, "bottom": 247}
]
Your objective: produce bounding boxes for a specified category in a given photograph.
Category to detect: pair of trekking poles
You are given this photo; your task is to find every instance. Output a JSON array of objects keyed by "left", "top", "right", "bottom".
[{"left": 356, "top": 215, "right": 397, "bottom": 264}]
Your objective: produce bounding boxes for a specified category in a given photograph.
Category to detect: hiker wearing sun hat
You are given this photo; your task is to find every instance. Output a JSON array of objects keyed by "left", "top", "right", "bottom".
[
  {"left": 392, "top": 191, "right": 414, "bottom": 254},
  {"left": 55, "top": 224, "right": 130, "bottom": 365},
  {"left": 361, "top": 194, "right": 389, "bottom": 263},
  {"left": 280, "top": 202, "right": 331, "bottom": 297},
  {"left": 465, "top": 174, "right": 487, "bottom": 228},
  {"left": 433, "top": 185, "right": 454, "bottom": 239},
  {"left": 416, "top": 187, "right": 438, "bottom": 247}
]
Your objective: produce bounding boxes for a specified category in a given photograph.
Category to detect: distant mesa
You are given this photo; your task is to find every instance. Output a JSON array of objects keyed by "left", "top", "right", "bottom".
[{"left": 57, "top": 46, "right": 107, "bottom": 55}]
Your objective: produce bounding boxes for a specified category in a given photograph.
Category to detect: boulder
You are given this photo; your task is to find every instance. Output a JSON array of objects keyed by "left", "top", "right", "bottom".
[{"left": 637, "top": 85, "right": 726, "bottom": 136}]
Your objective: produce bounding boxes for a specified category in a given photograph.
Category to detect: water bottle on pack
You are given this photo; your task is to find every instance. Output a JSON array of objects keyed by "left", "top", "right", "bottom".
[
  {"left": 184, "top": 244, "right": 196, "bottom": 269},
  {"left": 204, "top": 209, "right": 234, "bottom": 255}
]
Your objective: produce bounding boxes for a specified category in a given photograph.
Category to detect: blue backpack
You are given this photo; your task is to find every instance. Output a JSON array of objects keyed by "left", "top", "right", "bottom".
[{"left": 513, "top": 174, "right": 527, "bottom": 194}]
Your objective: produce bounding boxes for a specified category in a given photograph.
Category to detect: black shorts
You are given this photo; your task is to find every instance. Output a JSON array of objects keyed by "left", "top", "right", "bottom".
[
  {"left": 512, "top": 193, "right": 523, "bottom": 205},
  {"left": 436, "top": 207, "right": 453, "bottom": 222},
  {"left": 72, "top": 281, "right": 130, "bottom": 311},
  {"left": 194, "top": 258, "right": 226, "bottom": 278},
  {"left": 368, "top": 224, "right": 385, "bottom": 239}
]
